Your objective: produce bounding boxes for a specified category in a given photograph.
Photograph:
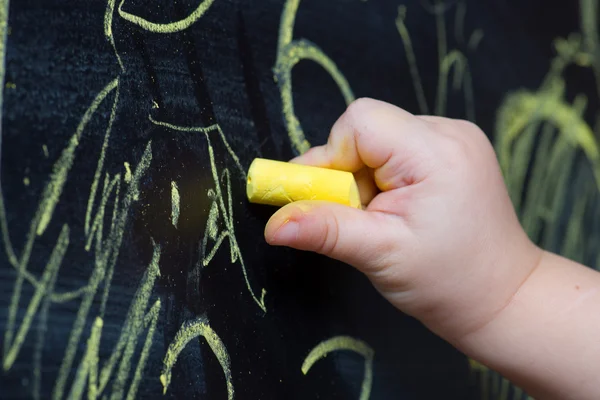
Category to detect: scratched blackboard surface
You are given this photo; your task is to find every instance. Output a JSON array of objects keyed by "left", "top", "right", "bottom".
[{"left": 2, "top": 0, "right": 600, "bottom": 399}]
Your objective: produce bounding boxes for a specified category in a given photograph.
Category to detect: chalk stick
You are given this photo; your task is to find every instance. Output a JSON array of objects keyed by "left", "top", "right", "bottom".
[{"left": 246, "top": 158, "right": 361, "bottom": 208}]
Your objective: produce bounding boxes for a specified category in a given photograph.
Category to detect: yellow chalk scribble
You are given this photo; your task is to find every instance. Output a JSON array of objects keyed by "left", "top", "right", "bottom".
[
  {"left": 93, "top": 243, "right": 161, "bottom": 400},
  {"left": 37, "top": 78, "right": 119, "bottom": 237},
  {"left": 395, "top": 2, "right": 478, "bottom": 121},
  {"left": 55, "top": 244, "right": 161, "bottom": 400},
  {"left": 66, "top": 316, "right": 103, "bottom": 400},
  {"left": 105, "top": 0, "right": 124, "bottom": 71},
  {"left": 395, "top": 5, "right": 428, "bottom": 114},
  {"left": 496, "top": 87, "right": 600, "bottom": 190},
  {"left": 1, "top": 90, "right": 155, "bottom": 400},
  {"left": 123, "top": 161, "right": 132, "bottom": 183},
  {"left": 274, "top": 0, "right": 355, "bottom": 154},
  {"left": 302, "top": 336, "right": 374, "bottom": 400},
  {"left": 55, "top": 239, "right": 161, "bottom": 400},
  {"left": 85, "top": 80, "right": 120, "bottom": 239},
  {"left": 149, "top": 115, "right": 267, "bottom": 312},
  {"left": 580, "top": 0, "right": 600, "bottom": 99},
  {"left": 160, "top": 316, "right": 234, "bottom": 399},
  {"left": 468, "top": 358, "right": 531, "bottom": 400},
  {"left": 495, "top": 31, "right": 600, "bottom": 258},
  {"left": 171, "top": 180, "right": 180, "bottom": 228},
  {"left": 1, "top": 78, "right": 130, "bottom": 399},
  {"left": 0, "top": 0, "right": 183, "bottom": 396},
  {"left": 117, "top": 0, "right": 215, "bottom": 33},
  {"left": 437, "top": 49, "right": 471, "bottom": 118},
  {"left": 454, "top": 1, "right": 466, "bottom": 45},
  {"left": 3, "top": 225, "right": 69, "bottom": 371},
  {"left": 468, "top": 29, "right": 484, "bottom": 51},
  {"left": 0, "top": 0, "right": 9, "bottom": 127},
  {"left": 52, "top": 142, "right": 154, "bottom": 400},
  {"left": 85, "top": 172, "right": 121, "bottom": 253}
]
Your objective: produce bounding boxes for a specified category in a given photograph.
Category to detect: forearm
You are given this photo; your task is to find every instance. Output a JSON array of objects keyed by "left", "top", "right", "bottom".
[{"left": 457, "top": 250, "right": 600, "bottom": 399}]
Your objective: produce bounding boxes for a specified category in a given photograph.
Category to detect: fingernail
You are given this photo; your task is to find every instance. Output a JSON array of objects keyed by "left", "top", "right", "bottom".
[{"left": 270, "top": 220, "right": 299, "bottom": 245}]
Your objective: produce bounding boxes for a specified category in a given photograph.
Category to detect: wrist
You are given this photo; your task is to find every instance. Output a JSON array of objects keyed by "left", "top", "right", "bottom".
[
  {"left": 453, "top": 250, "right": 600, "bottom": 399},
  {"left": 424, "top": 232, "right": 545, "bottom": 348},
  {"left": 452, "top": 245, "right": 546, "bottom": 352}
]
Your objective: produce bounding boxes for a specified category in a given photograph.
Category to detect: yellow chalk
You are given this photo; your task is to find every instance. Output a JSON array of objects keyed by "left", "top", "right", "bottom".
[{"left": 246, "top": 158, "right": 361, "bottom": 208}]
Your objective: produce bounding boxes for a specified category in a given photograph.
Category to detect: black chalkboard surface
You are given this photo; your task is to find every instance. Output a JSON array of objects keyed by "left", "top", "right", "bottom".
[{"left": 2, "top": 0, "right": 600, "bottom": 399}]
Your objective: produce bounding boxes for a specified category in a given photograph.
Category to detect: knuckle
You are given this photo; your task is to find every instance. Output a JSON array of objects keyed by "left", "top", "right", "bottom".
[
  {"left": 453, "top": 118, "right": 480, "bottom": 133},
  {"left": 343, "top": 97, "right": 379, "bottom": 132},
  {"left": 345, "top": 97, "right": 376, "bottom": 118},
  {"left": 313, "top": 211, "right": 341, "bottom": 256},
  {"left": 453, "top": 119, "right": 493, "bottom": 149},
  {"left": 434, "top": 120, "right": 493, "bottom": 169}
]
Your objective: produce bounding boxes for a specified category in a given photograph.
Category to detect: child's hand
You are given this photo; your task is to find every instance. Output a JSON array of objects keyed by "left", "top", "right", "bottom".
[
  {"left": 265, "top": 98, "right": 600, "bottom": 399},
  {"left": 264, "top": 98, "right": 542, "bottom": 344}
]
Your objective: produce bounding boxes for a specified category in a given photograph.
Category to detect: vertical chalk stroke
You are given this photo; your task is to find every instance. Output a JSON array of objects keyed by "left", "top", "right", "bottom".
[
  {"left": 160, "top": 315, "right": 234, "bottom": 399},
  {"left": 66, "top": 316, "right": 104, "bottom": 400},
  {"left": 99, "top": 243, "right": 161, "bottom": 400},
  {"left": 0, "top": 0, "right": 15, "bottom": 267},
  {"left": 468, "top": 358, "right": 535, "bottom": 400},
  {"left": 32, "top": 234, "right": 62, "bottom": 400},
  {"left": 117, "top": 0, "right": 216, "bottom": 33},
  {"left": 124, "top": 161, "right": 132, "bottom": 182},
  {"left": 562, "top": 184, "right": 594, "bottom": 260},
  {"left": 395, "top": 1, "right": 479, "bottom": 121},
  {"left": 85, "top": 172, "right": 121, "bottom": 253},
  {"left": 274, "top": 0, "right": 355, "bottom": 155},
  {"left": 395, "top": 5, "right": 429, "bottom": 115},
  {"left": 580, "top": 0, "right": 600, "bottom": 104},
  {"left": 454, "top": 0, "right": 466, "bottom": 46},
  {"left": 433, "top": 0, "right": 448, "bottom": 115},
  {"left": 302, "top": 336, "right": 374, "bottom": 400},
  {"left": 0, "top": 0, "right": 9, "bottom": 124},
  {"left": 171, "top": 181, "right": 180, "bottom": 228},
  {"left": 127, "top": 299, "right": 161, "bottom": 400},
  {"left": 38, "top": 77, "right": 119, "bottom": 237},
  {"left": 105, "top": 0, "right": 124, "bottom": 71},
  {"left": 433, "top": 0, "right": 478, "bottom": 120},
  {"left": 148, "top": 115, "right": 267, "bottom": 312},
  {"left": 85, "top": 81, "right": 120, "bottom": 238}
]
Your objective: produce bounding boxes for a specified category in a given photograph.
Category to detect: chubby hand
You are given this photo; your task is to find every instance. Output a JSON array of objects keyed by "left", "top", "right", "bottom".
[{"left": 264, "top": 98, "right": 542, "bottom": 345}]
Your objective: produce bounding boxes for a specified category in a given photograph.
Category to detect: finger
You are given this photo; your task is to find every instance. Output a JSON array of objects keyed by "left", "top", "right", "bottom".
[
  {"left": 354, "top": 167, "right": 379, "bottom": 206},
  {"left": 264, "top": 200, "right": 406, "bottom": 273},
  {"left": 290, "top": 98, "right": 435, "bottom": 191}
]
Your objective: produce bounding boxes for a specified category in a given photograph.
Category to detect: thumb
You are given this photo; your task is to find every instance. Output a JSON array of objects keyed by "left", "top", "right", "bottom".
[{"left": 264, "top": 200, "right": 404, "bottom": 273}]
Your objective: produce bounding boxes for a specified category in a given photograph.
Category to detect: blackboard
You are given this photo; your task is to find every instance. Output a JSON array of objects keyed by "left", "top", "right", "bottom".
[{"left": 2, "top": 0, "right": 599, "bottom": 399}]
